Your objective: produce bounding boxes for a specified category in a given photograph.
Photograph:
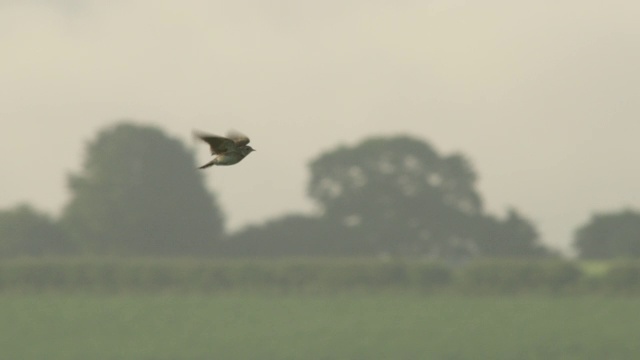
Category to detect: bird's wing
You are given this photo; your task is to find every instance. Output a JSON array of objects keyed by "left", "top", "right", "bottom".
[
  {"left": 227, "top": 130, "right": 251, "bottom": 147},
  {"left": 193, "top": 131, "right": 237, "bottom": 154}
]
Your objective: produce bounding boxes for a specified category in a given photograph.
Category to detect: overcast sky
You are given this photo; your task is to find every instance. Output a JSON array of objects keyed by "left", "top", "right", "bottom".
[{"left": 2, "top": 0, "right": 639, "bottom": 253}]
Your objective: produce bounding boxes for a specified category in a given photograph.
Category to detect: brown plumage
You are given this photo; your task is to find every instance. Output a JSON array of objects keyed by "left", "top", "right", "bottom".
[{"left": 193, "top": 130, "right": 256, "bottom": 168}]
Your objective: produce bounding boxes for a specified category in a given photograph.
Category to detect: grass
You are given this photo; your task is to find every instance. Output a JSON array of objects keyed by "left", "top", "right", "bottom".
[
  {"left": 579, "top": 261, "right": 611, "bottom": 277},
  {"left": 1, "top": 294, "right": 639, "bottom": 360}
]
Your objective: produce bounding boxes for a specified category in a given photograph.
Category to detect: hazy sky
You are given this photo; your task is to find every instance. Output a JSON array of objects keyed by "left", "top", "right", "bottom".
[{"left": 2, "top": 0, "right": 639, "bottom": 252}]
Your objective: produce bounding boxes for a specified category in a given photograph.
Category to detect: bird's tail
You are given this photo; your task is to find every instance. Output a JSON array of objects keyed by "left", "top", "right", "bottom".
[{"left": 198, "top": 160, "right": 215, "bottom": 169}]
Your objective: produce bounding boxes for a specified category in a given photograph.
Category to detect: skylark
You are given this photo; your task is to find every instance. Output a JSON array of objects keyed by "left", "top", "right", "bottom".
[{"left": 194, "top": 130, "right": 256, "bottom": 168}]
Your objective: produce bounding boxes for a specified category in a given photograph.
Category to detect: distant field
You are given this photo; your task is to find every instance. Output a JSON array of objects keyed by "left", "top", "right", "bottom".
[
  {"left": 578, "top": 261, "right": 612, "bottom": 277},
  {"left": 2, "top": 294, "right": 639, "bottom": 360}
]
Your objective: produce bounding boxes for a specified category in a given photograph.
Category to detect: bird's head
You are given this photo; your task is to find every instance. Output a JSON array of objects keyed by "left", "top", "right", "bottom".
[{"left": 242, "top": 146, "right": 256, "bottom": 155}]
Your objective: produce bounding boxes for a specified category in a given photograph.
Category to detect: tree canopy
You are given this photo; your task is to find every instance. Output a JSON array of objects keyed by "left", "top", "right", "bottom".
[
  {"left": 473, "top": 209, "right": 550, "bottom": 258},
  {"left": 302, "top": 135, "right": 549, "bottom": 259},
  {"left": 61, "top": 122, "right": 224, "bottom": 256},
  {"left": 574, "top": 209, "right": 640, "bottom": 259},
  {"left": 0, "top": 204, "right": 70, "bottom": 257},
  {"left": 224, "top": 215, "right": 356, "bottom": 257}
]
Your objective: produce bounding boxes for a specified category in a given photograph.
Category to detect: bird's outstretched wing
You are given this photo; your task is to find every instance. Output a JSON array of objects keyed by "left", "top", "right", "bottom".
[
  {"left": 193, "top": 131, "right": 237, "bottom": 154},
  {"left": 227, "top": 130, "right": 251, "bottom": 147}
]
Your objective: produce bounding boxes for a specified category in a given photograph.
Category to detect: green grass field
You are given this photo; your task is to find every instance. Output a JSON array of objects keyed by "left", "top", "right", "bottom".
[{"left": 1, "top": 294, "right": 639, "bottom": 360}]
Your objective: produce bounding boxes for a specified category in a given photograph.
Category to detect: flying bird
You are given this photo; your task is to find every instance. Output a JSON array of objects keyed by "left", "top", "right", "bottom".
[{"left": 193, "top": 130, "right": 256, "bottom": 169}]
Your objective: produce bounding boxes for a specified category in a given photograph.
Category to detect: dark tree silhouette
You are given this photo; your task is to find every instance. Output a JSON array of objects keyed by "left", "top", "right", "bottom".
[
  {"left": 306, "top": 135, "right": 550, "bottom": 259},
  {"left": 224, "top": 215, "right": 355, "bottom": 257},
  {"left": 474, "top": 209, "right": 551, "bottom": 258},
  {"left": 306, "top": 135, "right": 484, "bottom": 257},
  {"left": 61, "top": 122, "right": 224, "bottom": 256},
  {"left": 0, "top": 204, "right": 71, "bottom": 257},
  {"left": 223, "top": 214, "right": 362, "bottom": 257},
  {"left": 575, "top": 209, "right": 640, "bottom": 259}
]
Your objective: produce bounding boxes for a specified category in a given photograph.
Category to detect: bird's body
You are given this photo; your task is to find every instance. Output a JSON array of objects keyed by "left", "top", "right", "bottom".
[{"left": 194, "top": 130, "right": 255, "bottom": 168}]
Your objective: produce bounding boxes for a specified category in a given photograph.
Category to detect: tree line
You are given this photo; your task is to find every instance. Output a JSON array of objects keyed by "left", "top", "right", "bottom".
[{"left": 1, "top": 121, "right": 638, "bottom": 260}]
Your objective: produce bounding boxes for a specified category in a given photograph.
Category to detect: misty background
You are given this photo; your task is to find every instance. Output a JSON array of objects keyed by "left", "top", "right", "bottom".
[{"left": 2, "top": 0, "right": 640, "bottom": 254}]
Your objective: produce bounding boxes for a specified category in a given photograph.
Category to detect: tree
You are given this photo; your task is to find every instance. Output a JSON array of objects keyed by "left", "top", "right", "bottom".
[
  {"left": 0, "top": 204, "right": 71, "bottom": 257},
  {"left": 574, "top": 209, "right": 640, "bottom": 259},
  {"left": 307, "top": 135, "right": 549, "bottom": 259},
  {"left": 474, "top": 209, "right": 551, "bottom": 258},
  {"left": 61, "top": 122, "right": 224, "bottom": 256},
  {"left": 307, "top": 135, "right": 482, "bottom": 257},
  {"left": 224, "top": 214, "right": 355, "bottom": 257}
]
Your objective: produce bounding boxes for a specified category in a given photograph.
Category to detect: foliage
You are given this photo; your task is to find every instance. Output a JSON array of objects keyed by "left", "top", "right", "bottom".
[
  {"left": 308, "top": 136, "right": 481, "bottom": 258},
  {"left": 574, "top": 208, "right": 640, "bottom": 259},
  {"left": 224, "top": 215, "right": 357, "bottom": 257},
  {"left": 0, "top": 204, "right": 71, "bottom": 257},
  {"left": 5, "top": 257, "right": 640, "bottom": 296},
  {"left": 306, "top": 135, "right": 550, "bottom": 259},
  {"left": 60, "top": 122, "right": 224, "bottom": 256},
  {"left": 600, "top": 261, "right": 640, "bottom": 294},
  {"left": 457, "top": 260, "right": 582, "bottom": 294},
  {"left": 0, "top": 258, "right": 452, "bottom": 294},
  {"left": 473, "top": 209, "right": 552, "bottom": 258},
  {"left": 3, "top": 257, "right": 628, "bottom": 296}
]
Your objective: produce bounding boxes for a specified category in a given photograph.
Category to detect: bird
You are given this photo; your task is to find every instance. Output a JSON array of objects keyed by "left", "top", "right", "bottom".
[{"left": 193, "top": 130, "right": 256, "bottom": 168}]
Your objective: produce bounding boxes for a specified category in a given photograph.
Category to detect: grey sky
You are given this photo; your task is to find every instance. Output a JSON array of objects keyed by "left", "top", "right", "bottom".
[{"left": 2, "top": 0, "right": 639, "bottom": 252}]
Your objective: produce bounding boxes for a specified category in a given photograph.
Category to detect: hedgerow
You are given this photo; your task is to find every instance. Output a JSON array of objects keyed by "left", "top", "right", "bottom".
[{"left": 0, "top": 257, "right": 637, "bottom": 295}]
